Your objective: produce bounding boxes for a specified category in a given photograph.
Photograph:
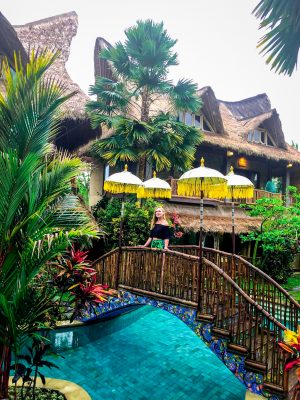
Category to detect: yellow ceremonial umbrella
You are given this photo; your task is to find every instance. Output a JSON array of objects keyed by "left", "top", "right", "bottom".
[
  {"left": 226, "top": 166, "right": 254, "bottom": 254},
  {"left": 104, "top": 164, "right": 143, "bottom": 194},
  {"left": 178, "top": 157, "right": 227, "bottom": 251},
  {"left": 104, "top": 164, "right": 143, "bottom": 285},
  {"left": 137, "top": 171, "right": 172, "bottom": 199},
  {"left": 178, "top": 157, "right": 227, "bottom": 312}
]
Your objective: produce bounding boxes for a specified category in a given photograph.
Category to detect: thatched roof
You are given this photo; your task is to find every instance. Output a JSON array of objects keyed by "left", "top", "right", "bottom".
[
  {"left": 0, "top": 12, "right": 28, "bottom": 68},
  {"left": 218, "top": 93, "right": 287, "bottom": 148},
  {"left": 164, "top": 203, "right": 261, "bottom": 234},
  {"left": 94, "top": 37, "right": 113, "bottom": 80},
  {"left": 221, "top": 93, "right": 271, "bottom": 121},
  {"left": 198, "top": 86, "right": 225, "bottom": 135},
  {"left": 201, "top": 96, "right": 300, "bottom": 163},
  {"left": 14, "top": 11, "right": 89, "bottom": 121}
]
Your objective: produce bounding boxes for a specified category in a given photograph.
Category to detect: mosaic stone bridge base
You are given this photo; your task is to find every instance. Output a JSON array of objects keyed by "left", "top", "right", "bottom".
[{"left": 81, "top": 289, "right": 281, "bottom": 400}]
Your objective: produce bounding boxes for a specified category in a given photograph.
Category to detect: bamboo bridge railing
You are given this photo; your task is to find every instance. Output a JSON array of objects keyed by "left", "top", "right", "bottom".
[
  {"left": 93, "top": 246, "right": 296, "bottom": 395},
  {"left": 170, "top": 245, "right": 300, "bottom": 331}
]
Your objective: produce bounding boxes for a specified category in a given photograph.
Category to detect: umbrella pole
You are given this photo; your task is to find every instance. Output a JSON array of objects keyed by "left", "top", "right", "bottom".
[
  {"left": 231, "top": 190, "right": 236, "bottom": 281},
  {"left": 197, "top": 188, "right": 204, "bottom": 314},
  {"left": 231, "top": 191, "right": 235, "bottom": 255},
  {"left": 116, "top": 193, "right": 125, "bottom": 288}
]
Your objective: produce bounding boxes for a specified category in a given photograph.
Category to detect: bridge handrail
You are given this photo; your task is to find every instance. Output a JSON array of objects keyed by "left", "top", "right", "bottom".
[
  {"left": 201, "top": 257, "right": 286, "bottom": 331},
  {"left": 169, "top": 245, "right": 300, "bottom": 309},
  {"left": 94, "top": 246, "right": 287, "bottom": 331},
  {"left": 92, "top": 247, "right": 119, "bottom": 264}
]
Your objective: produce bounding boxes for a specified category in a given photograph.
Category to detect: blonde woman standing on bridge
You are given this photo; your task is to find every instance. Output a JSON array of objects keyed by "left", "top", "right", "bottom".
[{"left": 143, "top": 207, "right": 171, "bottom": 250}]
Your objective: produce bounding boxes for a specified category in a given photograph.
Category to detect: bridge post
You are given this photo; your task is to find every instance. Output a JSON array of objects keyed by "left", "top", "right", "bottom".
[
  {"left": 197, "top": 190, "right": 204, "bottom": 313},
  {"left": 231, "top": 196, "right": 236, "bottom": 255},
  {"left": 115, "top": 195, "right": 125, "bottom": 288}
]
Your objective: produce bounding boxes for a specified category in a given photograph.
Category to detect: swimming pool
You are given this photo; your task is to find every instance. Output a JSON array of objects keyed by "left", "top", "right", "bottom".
[{"left": 46, "top": 306, "right": 246, "bottom": 399}]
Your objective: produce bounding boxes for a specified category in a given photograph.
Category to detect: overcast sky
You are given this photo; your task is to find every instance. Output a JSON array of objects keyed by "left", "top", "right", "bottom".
[{"left": 2, "top": 0, "right": 300, "bottom": 144}]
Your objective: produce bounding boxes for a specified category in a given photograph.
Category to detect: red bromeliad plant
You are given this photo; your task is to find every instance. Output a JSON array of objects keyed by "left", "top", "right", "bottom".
[{"left": 53, "top": 247, "right": 113, "bottom": 321}]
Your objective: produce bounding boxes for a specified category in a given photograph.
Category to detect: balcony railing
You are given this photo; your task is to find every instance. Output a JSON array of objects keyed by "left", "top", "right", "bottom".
[{"left": 167, "top": 178, "right": 283, "bottom": 204}]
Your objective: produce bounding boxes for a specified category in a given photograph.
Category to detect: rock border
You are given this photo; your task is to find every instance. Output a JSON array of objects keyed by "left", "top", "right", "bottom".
[{"left": 9, "top": 377, "right": 91, "bottom": 400}]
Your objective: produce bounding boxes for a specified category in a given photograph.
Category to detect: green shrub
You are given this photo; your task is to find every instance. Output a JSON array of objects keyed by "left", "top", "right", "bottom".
[
  {"left": 93, "top": 197, "right": 159, "bottom": 250},
  {"left": 241, "top": 189, "right": 300, "bottom": 283}
]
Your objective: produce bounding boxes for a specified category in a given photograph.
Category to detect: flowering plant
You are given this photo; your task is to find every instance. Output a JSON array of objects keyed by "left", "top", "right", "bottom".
[
  {"left": 278, "top": 328, "right": 300, "bottom": 371},
  {"left": 53, "top": 246, "right": 114, "bottom": 321},
  {"left": 169, "top": 212, "right": 184, "bottom": 241}
]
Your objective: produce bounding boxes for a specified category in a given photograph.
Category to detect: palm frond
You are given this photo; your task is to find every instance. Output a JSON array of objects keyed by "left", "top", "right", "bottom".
[
  {"left": 168, "top": 79, "right": 202, "bottom": 113},
  {"left": 125, "top": 20, "right": 178, "bottom": 69},
  {"left": 0, "top": 53, "right": 74, "bottom": 158},
  {"left": 87, "top": 76, "right": 129, "bottom": 117},
  {"left": 254, "top": 0, "right": 300, "bottom": 75},
  {"left": 143, "top": 148, "right": 171, "bottom": 171}
]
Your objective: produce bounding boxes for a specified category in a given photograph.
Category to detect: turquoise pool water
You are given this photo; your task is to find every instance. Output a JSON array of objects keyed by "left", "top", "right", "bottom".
[{"left": 46, "top": 306, "right": 246, "bottom": 399}]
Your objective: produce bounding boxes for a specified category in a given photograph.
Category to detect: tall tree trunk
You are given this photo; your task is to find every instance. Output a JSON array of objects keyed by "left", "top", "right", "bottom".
[
  {"left": 140, "top": 88, "right": 150, "bottom": 123},
  {"left": 137, "top": 88, "right": 150, "bottom": 180},
  {"left": 137, "top": 156, "right": 147, "bottom": 180}
]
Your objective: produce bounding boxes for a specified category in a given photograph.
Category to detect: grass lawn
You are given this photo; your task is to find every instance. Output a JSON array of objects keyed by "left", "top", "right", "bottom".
[{"left": 282, "top": 273, "right": 300, "bottom": 302}]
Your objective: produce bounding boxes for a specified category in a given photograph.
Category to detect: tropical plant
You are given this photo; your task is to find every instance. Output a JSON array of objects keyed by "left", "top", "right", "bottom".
[
  {"left": 52, "top": 247, "right": 113, "bottom": 322},
  {"left": 0, "top": 52, "right": 99, "bottom": 399},
  {"left": 76, "top": 170, "right": 91, "bottom": 206},
  {"left": 93, "top": 197, "right": 159, "bottom": 250},
  {"left": 87, "top": 19, "right": 203, "bottom": 179},
  {"left": 12, "top": 338, "right": 60, "bottom": 400},
  {"left": 168, "top": 212, "right": 184, "bottom": 243},
  {"left": 277, "top": 326, "right": 300, "bottom": 399},
  {"left": 241, "top": 187, "right": 300, "bottom": 282},
  {"left": 253, "top": 0, "right": 300, "bottom": 75}
]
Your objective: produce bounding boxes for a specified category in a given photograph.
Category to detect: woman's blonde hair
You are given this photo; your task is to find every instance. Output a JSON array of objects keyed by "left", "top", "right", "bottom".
[{"left": 150, "top": 206, "right": 167, "bottom": 229}]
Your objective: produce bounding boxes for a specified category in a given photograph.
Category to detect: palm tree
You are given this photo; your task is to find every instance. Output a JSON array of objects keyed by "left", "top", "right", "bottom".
[
  {"left": 254, "top": 0, "right": 300, "bottom": 75},
  {"left": 0, "top": 52, "right": 99, "bottom": 398},
  {"left": 87, "top": 19, "right": 203, "bottom": 179}
]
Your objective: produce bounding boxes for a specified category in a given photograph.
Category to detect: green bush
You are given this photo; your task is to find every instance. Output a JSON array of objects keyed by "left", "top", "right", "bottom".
[
  {"left": 93, "top": 198, "right": 198, "bottom": 251},
  {"left": 93, "top": 197, "right": 159, "bottom": 250},
  {"left": 241, "top": 189, "right": 300, "bottom": 283}
]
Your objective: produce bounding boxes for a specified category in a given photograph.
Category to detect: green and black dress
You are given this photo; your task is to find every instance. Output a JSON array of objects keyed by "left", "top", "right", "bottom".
[{"left": 150, "top": 224, "right": 172, "bottom": 249}]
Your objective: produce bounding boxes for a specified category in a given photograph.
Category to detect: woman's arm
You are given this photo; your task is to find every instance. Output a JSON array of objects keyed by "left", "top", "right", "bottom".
[
  {"left": 164, "top": 239, "right": 169, "bottom": 249},
  {"left": 143, "top": 237, "right": 152, "bottom": 247}
]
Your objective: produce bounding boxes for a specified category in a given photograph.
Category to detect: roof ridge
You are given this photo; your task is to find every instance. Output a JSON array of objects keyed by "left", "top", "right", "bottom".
[
  {"left": 218, "top": 93, "right": 269, "bottom": 105},
  {"left": 238, "top": 108, "right": 275, "bottom": 122},
  {"left": 13, "top": 11, "right": 77, "bottom": 28}
]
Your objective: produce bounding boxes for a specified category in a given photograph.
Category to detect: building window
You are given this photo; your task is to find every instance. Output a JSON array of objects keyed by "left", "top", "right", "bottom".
[
  {"left": 178, "top": 112, "right": 213, "bottom": 132},
  {"left": 247, "top": 128, "right": 275, "bottom": 146},
  {"left": 194, "top": 114, "right": 201, "bottom": 128},
  {"left": 185, "top": 112, "right": 193, "bottom": 126}
]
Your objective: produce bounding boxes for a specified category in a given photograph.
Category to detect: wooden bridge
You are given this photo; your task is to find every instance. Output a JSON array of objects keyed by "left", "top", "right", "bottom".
[{"left": 94, "top": 246, "right": 300, "bottom": 399}]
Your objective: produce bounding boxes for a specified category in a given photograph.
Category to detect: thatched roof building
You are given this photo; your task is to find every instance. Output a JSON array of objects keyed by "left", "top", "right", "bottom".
[
  {"left": 11, "top": 11, "right": 98, "bottom": 151},
  {"left": 197, "top": 86, "right": 225, "bottom": 135},
  {"left": 0, "top": 12, "right": 28, "bottom": 68},
  {"left": 93, "top": 35, "right": 299, "bottom": 164},
  {"left": 94, "top": 37, "right": 113, "bottom": 80},
  {"left": 14, "top": 12, "right": 88, "bottom": 121},
  {"left": 202, "top": 91, "right": 300, "bottom": 164}
]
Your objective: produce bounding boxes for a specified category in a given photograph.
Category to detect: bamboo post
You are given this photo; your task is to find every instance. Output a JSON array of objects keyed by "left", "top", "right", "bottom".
[
  {"left": 115, "top": 193, "right": 125, "bottom": 288},
  {"left": 231, "top": 188, "right": 236, "bottom": 255},
  {"left": 197, "top": 184, "right": 204, "bottom": 313}
]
